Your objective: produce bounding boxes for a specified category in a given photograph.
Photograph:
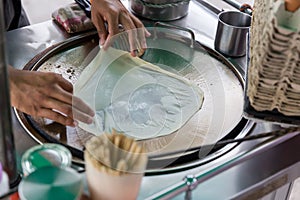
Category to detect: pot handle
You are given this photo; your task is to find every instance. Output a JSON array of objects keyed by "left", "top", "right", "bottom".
[{"left": 153, "top": 22, "right": 195, "bottom": 48}]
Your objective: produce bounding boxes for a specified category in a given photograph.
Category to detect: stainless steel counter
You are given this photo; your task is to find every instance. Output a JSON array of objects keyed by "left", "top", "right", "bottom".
[{"left": 4, "top": 1, "right": 300, "bottom": 199}]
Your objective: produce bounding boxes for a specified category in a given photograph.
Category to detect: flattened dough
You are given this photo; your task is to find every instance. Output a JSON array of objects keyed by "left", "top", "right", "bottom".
[{"left": 74, "top": 47, "right": 204, "bottom": 140}]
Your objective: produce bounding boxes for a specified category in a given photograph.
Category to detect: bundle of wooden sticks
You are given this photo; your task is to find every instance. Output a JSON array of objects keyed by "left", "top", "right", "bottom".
[{"left": 84, "top": 129, "right": 147, "bottom": 176}]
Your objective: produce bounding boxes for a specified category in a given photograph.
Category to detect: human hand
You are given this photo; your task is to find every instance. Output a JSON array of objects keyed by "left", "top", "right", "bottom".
[
  {"left": 90, "top": 0, "right": 150, "bottom": 56},
  {"left": 8, "top": 67, "right": 95, "bottom": 127},
  {"left": 285, "top": 0, "right": 300, "bottom": 12}
]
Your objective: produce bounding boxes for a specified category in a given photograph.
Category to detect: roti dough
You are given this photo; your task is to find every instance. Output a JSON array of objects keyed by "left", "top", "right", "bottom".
[{"left": 75, "top": 47, "right": 204, "bottom": 140}]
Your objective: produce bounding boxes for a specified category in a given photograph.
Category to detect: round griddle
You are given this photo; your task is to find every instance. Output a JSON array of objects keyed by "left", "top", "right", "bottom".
[{"left": 15, "top": 27, "right": 254, "bottom": 174}]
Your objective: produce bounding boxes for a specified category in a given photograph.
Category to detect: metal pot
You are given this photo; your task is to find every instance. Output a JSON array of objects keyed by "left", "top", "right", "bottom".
[{"left": 129, "top": 0, "right": 190, "bottom": 21}]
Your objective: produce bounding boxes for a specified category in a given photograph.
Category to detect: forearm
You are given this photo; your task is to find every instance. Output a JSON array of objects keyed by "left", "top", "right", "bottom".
[
  {"left": 274, "top": 0, "right": 300, "bottom": 31},
  {"left": 285, "top": 0, "right": 300, "bottom": 12},
  {"left": 7, "top": 66, "right": 94, "bottom": 126}
]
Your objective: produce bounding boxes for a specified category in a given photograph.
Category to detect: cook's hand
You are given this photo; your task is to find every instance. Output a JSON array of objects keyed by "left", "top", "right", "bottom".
[
  {"left": 8, "top": 67, "right": 94, "bottom": 127},
  {"left": 285, "top": 0, "right": 300, "bottom": 12},
  {"left": 90, "top": 0, "right": 150, "bottom": 56}
]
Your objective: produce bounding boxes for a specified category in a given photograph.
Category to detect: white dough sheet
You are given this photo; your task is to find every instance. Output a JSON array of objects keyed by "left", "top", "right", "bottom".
[{"left": 74, "top": 47, "right": 204, "bottom": 140}]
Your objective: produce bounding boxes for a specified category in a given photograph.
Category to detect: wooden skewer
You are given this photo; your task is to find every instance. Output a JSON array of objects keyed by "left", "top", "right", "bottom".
[
  {"left": 103, "top": 147, "right": 111, "bottom": 168},
  {"left": 130, "top": 145, "right": 143, "bottom": 168},
  {"left": 117, "top": 159, "right": 127, "bottom": 172},
  {"left": 124, "top": 138, "right": 134, "bottom": 151},
  {"left": 112, "top": 134, "right": 121, "bottom": 167}
]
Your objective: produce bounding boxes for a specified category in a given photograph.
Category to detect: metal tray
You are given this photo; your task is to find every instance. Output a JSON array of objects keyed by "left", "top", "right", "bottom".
[{"left": 15, "top": 27, "right": 254, "bottom": 174}]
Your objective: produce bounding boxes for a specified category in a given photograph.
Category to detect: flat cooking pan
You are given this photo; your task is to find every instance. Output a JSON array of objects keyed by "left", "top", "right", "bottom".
[{"left": 15, "top": 24, "right": 254, "bottom": 174}]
